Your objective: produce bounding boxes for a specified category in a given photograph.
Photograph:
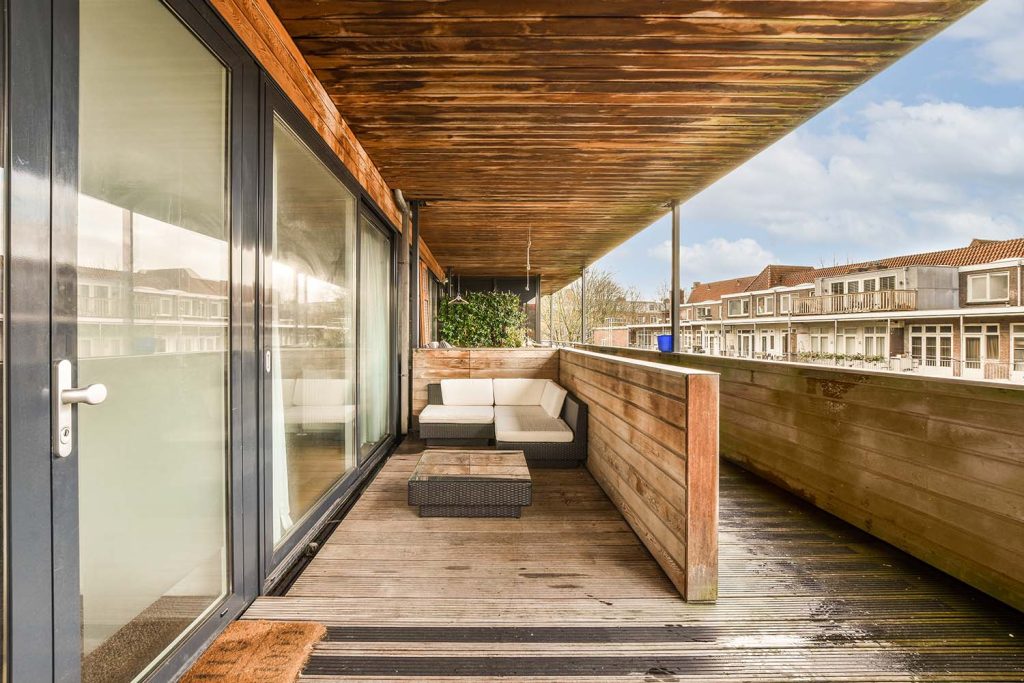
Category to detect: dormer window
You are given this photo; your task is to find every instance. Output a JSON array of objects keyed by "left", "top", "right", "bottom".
[{"left": 967, "top": 272, "right": 1009, "bottom": 303}]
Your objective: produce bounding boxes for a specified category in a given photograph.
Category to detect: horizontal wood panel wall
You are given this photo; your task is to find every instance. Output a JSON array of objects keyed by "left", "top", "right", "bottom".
[
  {"left": 208, "top": 0, "right": 402, "bottom": 227},
  {"left": 559, "top": 349, "right": 719, "bottom": 602},
  {"left": 581, "top": 344, "right": 1024, "bottom": 613},
  {"left": 411, "top": 348, "right": 559, "bottom": 420}
]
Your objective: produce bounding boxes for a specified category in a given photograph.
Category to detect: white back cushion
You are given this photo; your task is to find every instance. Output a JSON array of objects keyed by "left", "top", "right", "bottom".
[
  {"left": 441, "top": 378, "right": 494, "bottom": 406},
  {"left": 493, "top": 378, "right": 548, "bottom": 406},
  {"left": 298, "top": 378, "right": 348, "bottom": 407},
  {"left": 540, "top": 381, "right": 568, "bottom": 418}
]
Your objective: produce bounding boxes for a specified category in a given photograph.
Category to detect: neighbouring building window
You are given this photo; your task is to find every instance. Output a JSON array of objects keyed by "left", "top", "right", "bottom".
[
  {"left": 863, "top": 279, "right": 877, "bottom": 292},
  {"left": 810, "top": 327, "right": 830, "bottom": 353},
  {"left": 838, "top": 327, "right": 859, "bottom": 355},
  {"left": 964, "top": 324, "right": 1000, "bottom": 371},
  {"left": 967, "top": 272, "right": 1010, "bottom": 302},
  {"left": 727, "top": 298, "right": 749, "bottom": 317},
  {"left": 879, "top": 276, "right": 896, "bottom": 291},
  {"left": 778, "top": 294, "right": 791, "bottom": 314},
  {"left": 830, "top": 282, "right": 844, "bottom": 295},
  {"left": 737, "top": 329, "right": 754, "bottom": 357},
  {"left": 910, "top": 324, "right": 953, "bottom": 368},
  {"left": 701, "top": 329, "right": 720, "bottom": 354},
  {"left": 864, "top": 326, "right": 887, "bottom": 357},
  {"left": 847, "top": 281, "right": 860, "bottom": 294},
  {"left": 1013, "top": 324, "right": 1024, "bottom": 372},
  {"left": 696, "top": 305, "right": 711, "bottom": 320},
  {"left": 755, "top": 295, "right": 774, "bottom": 315}
]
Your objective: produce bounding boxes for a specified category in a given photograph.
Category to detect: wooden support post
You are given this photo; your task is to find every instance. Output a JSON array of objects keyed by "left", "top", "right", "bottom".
[{"left": 685, "top": 371, "right": 720, "bottom": 602}]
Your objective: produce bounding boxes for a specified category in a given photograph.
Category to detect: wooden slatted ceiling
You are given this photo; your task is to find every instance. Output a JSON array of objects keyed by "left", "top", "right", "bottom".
[{"left": 268, "top": 0, "right": 983, "bottom": 291}]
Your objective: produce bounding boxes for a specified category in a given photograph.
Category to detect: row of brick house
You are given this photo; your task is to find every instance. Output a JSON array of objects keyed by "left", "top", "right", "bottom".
[{"left": 592, "top": 238, "right": 1024, "bottom": 383}]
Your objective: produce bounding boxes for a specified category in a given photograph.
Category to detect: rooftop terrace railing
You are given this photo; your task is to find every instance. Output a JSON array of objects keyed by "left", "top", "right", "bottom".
[{"left": 793, "top": 288, "right": 917, "bottom": 315}]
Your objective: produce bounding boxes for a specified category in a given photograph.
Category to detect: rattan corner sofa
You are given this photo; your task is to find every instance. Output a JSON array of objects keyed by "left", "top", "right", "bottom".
[{"left": 418, "top": 378, "right": 588, "bottom": 468}]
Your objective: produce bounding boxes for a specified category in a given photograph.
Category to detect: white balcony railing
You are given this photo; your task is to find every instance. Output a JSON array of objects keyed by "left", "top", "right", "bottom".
[{"left": 793, "top": 289, "right": 917, "bottom": 316}]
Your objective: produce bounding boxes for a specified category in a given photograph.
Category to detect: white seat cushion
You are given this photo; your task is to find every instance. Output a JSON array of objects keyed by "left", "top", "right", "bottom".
[
  {"left": 540, "top": 382, "right": 568, "bottom": 418},
  {"left": 419, "top": 404, "right": 494, "bottom": 425},
  {"left": 493, "top": 378, "right": 549, "bottom": 406},
  {"left": 494, "top": 405, "right": 573, "bottom": 443},
  {"left": 300, "top": 404, "right": 355, "bottom": 426},
  {"left": 441, "top": 378, "right": 494, "bottom": 406}
]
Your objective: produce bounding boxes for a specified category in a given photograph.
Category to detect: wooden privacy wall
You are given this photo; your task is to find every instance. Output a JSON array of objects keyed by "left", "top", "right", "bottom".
[
  {"left": 411, "top": 349, "right": 559, "bottom": 420},
  {"left": 584, "top": 345, "right": 1024, "bottom": 613},
  {"left": 559, "top": 349, "right": 719, "bottom": 602}
]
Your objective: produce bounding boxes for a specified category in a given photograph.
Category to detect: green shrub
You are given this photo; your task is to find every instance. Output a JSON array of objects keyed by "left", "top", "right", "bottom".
[{"left": 438, "top": 291, "right": 528, "bottom": 348}]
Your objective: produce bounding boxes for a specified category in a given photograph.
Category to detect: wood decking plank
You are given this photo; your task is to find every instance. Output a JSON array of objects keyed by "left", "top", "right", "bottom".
[{"left": 241, "top": 442, "right": 1024, "bottom": 681}]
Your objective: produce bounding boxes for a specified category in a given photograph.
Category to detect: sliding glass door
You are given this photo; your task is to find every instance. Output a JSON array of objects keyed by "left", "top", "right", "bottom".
[
  {"left": 359, "top": 215, "right": 394, "bottom": 459},
  {"left": 73, "top": 1, "right": 233, "bottom": 680},
  {"left": 266, "top": 113, "right": 358, "bottom": 548}
]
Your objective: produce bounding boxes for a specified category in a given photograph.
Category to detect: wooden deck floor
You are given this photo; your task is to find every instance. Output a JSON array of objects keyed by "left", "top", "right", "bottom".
[{"left": 244, "top": 444, "right": 1024, "bottom": 681}]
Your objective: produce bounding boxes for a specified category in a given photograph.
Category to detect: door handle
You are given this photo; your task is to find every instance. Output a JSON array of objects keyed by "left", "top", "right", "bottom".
[
  {"left": 62, "top": 383, "right": 108, "bottom": 406},
  {"left": 53, "top": 359, "right": 107, "bottom": 458}
]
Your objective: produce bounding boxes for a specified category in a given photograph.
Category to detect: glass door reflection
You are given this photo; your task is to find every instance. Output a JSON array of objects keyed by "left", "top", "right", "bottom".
[{"left": 269, "top": 115, "right": 358, "bottom": 545}]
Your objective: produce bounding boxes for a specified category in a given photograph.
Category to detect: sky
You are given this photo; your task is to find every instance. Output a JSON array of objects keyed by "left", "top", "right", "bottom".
[{"left": 592, "top": 0, "right": 1024, "bottom": 298}]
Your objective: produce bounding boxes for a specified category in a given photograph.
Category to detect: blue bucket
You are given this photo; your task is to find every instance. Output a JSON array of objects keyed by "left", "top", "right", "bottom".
[{"left": 656, "top": 334, "right": 674, "bottom": 352}]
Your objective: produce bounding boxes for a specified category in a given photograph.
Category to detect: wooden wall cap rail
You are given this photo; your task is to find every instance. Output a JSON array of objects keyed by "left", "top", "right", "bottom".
[{"left": 563, "top": 347, "right": 719, "bottom": 380}]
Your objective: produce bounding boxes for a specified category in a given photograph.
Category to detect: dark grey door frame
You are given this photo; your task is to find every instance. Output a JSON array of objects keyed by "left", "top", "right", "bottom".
[{"left": 6, "top": 0, "right": 61, "bottom": 678}]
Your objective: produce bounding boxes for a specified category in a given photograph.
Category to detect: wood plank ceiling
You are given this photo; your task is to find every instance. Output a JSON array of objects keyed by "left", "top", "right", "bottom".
[{"left": 269, "top": 0, "right": 984, "bottom": 292}]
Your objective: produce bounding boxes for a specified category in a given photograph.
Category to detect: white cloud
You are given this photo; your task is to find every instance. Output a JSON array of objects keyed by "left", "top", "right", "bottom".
[
  {"left": 679, "top": 100, "right": 1024, "bottom": 254},
  {"left": 943, "top": 0, "right": 1024, "bottom": 83},
  {"left": 650, "top": 237, "right": 775, "bottom": 283}
]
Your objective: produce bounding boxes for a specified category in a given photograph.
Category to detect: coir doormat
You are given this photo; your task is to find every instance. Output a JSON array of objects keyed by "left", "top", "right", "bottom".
[{"left": 181, "top": 620, "right": 326, "bottom": 683}]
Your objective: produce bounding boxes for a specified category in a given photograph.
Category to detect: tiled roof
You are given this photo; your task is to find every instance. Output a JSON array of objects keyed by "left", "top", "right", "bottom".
[
  {"left": 683, "top": 237, "right": 1024, "bottom": 303},
  {"left": 746, "top": 264, "right": 815, "bottom": 292},
  {"left": 778, "top": 237, "right": 1024, "bottom": 286},
  {"left": 686, "top": 276, "right": 756, "bottom": 304}
]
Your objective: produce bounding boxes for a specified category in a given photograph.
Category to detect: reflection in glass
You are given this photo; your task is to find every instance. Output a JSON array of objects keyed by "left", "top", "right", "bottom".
[
  {"left": 78, "top": 0, "right": 230, "bottom": 680},
  {"left": 359, "top": 217, "right": 393, "bottom": 458},
  {"left": 270, "top": 116, "right": 357, "bottom": 544}
]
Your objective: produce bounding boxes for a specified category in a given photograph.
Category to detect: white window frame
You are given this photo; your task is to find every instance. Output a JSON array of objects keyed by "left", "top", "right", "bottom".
[
  {"left": 846, "top": 281, "right": 860, "bottom": 294},
  {"left": 967, "top": 272, "right": 1010, "bottom": 303},
  {"left": 809, "top": 327, "right": 830, "bottom": 353},
  {"left": 755, "top": 295, "right": 774, "bottom": 316},
  {"left": 830, "top": 282, "right": 844, "bottom": 295},
  {"left": 778, "top": 294, "right": 791, "bottom": 314},
  {"left": 879, "top": 276, "right": 896, "bottom": 291},
  {"left": 726, "top": 298, "right": 749, "bottom": 317},
  {"left": 1012, "top": 324, "right": 1024, "bottom": 372}
]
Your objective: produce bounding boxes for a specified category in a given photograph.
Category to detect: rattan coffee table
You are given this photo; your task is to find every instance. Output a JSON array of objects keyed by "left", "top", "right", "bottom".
[{"left": 407, "top": 449, "right": 532, "bottom": 518}]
